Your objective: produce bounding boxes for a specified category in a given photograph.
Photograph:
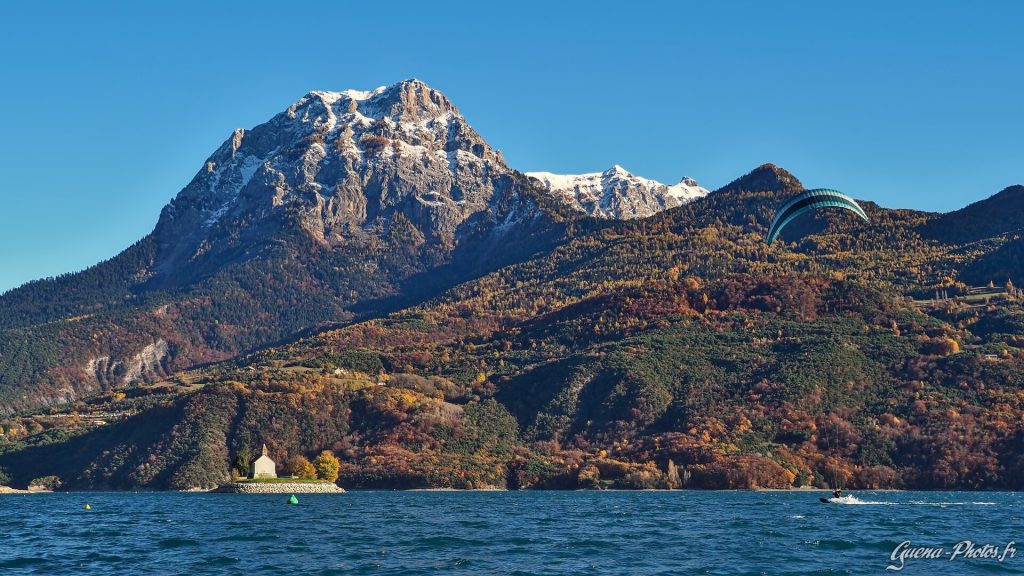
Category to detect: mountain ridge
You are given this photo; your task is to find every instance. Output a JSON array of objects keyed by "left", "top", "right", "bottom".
[
  {"left": 526, "top": 164, "right": 708, "bottom": 219},
  {"left": 920, "top": 184, "right": 1024, "bottom": 245}
]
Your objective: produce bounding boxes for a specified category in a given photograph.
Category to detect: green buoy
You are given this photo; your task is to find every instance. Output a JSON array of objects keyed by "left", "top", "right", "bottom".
[{"left": 288, "top": 495, "right": 299, "bottom": 505}]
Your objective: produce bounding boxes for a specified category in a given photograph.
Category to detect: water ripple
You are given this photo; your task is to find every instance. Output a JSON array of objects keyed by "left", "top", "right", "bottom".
[{"left": 0, "top": 491, "right": 1020, "bottom": 575}]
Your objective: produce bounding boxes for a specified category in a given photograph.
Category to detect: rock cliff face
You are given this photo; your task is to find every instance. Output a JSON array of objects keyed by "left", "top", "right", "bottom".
[{"left": 86, "top": 340, "right": 171, "bottom": 389}]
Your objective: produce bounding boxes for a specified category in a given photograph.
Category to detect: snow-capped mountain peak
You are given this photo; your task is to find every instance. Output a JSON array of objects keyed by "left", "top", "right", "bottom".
[
  {"left": 526, "top": 165, "right": 708, "bottom": 220},
  {"left": 297, "top": 79, "right": 459, "bottom": 124},
  {"left": 153, "top": 79, "right": 512, "bottom": 274}
]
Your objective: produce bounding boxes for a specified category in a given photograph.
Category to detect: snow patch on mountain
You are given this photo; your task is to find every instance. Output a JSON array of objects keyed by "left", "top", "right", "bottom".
[{"left": 526, "top": 165, "right": 708, "bottom": 219}]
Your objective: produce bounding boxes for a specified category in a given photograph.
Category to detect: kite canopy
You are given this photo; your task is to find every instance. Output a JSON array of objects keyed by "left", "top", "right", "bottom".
[{"left": 766, "top": 188, "right": 869, "bottom": 244}]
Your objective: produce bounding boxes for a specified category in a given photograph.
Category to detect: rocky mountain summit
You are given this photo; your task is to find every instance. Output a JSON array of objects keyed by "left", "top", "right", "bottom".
[{"left": 152, "top": 79, "right": 525, "bottom": 281}]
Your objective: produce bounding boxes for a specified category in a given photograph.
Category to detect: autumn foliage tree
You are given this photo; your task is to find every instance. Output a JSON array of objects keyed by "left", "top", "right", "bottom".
[
  {"left": 285, "top": 455, "right": 316, "bottom": 479},
  {"left": 313, "top": 450, "right": 341, "bottom": 483}
]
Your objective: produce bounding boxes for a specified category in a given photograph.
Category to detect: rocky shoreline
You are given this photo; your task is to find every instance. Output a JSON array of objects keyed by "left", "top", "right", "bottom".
[
  {"left": 213, "top": 482, "right": 345, "bottom": 494},
  {"left": 0, "top": 486, "right": 36, "bottom": 494}
]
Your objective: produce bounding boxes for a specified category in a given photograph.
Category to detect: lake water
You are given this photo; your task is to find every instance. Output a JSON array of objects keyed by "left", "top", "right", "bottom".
[{"left": 1, "top": 491, "right": 1022, "bottom": 575}]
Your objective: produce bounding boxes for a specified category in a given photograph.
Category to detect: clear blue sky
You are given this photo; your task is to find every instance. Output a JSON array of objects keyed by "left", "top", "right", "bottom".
[{"left": 1, "top": 1, "right": 1022, "bottom": 292}]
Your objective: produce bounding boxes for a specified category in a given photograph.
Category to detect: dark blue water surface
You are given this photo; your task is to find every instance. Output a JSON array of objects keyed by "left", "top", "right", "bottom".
[{"left": 2, "top": 491, "right": 1023, "bottom": 575}]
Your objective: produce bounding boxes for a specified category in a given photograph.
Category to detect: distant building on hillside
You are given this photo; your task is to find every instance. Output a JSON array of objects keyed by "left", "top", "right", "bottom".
[{"left": 249, "top": 444, "right": 277, "bottom": 479}]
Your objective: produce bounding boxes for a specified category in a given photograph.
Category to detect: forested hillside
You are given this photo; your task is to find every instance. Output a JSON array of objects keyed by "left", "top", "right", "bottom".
[{"left": 4, "top": 164, "right": 1024, "bottom": 491}]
